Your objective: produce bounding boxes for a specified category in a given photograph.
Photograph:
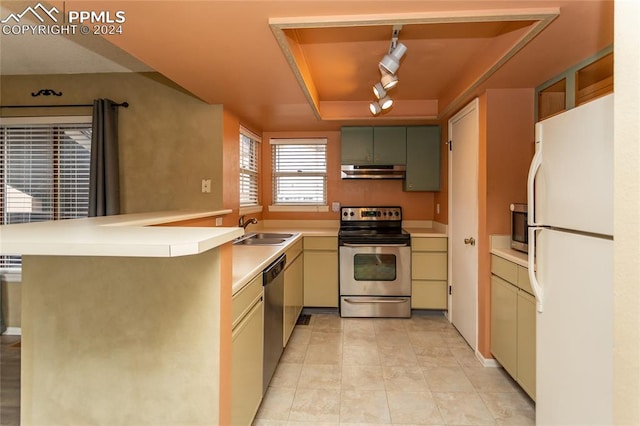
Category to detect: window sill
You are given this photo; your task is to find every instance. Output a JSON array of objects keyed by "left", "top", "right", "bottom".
[{"left": 268, "top": 205, "right": 329, "bottom": 213}]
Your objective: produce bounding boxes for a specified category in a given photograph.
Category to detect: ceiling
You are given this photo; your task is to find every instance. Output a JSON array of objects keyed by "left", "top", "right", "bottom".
[{"left": 0, "top": 1, "right": 614, "bottom": 132}]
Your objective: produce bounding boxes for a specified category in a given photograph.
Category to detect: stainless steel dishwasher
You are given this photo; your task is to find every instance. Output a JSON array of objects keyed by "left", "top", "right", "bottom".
[{"left": 262, "top": 253, "right": 286, "bottom": 394}]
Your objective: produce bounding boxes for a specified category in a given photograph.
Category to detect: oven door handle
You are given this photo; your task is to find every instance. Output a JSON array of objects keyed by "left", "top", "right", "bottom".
[
  {"left": 343, "top": 297, "right": 409, "bottom": 304},
  {"left": 341, "top": 243, "right": 409, "bottom": 247}
]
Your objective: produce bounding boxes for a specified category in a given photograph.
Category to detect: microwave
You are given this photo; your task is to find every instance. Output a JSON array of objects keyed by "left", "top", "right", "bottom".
[{"left": 510, "top": 203, "right": 528, "bottom": 253}]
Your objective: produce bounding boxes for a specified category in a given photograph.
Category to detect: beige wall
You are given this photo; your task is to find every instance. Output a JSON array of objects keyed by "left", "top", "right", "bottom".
[
  {"left": 1, "top": 72, "right": 227, "bottom": 214},
  {"left": 613, "top": 1, "right": 640, "bottom": 423}
]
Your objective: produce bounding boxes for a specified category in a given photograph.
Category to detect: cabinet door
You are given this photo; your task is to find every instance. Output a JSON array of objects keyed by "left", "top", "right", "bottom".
[
  {"left": 341, "top": 127, "right": 373, "bottom": 164},
  {"left": 411, "top": 280, "right": 448, "bottom": 309},
  {"left": 490, "top": 275, "right": 518, "bottom": 377},
  {"left": 404, "top": 126, "right": 441, "bottom": 191},
  {"left": 517, "top": 290, "right": 536, "bottom": 401},
  {"left": 373, "top": 126, "right": 406, "bottom": 164},
  {"left": 303, "top": 250, "right": 338, "bottom": 307},
  {"left": 412, "top": 252, "right": 447, "bottom": 280},
  {"left": 231, "top": 299, "right": 263, "bottom": 426},
  {"left": 284, "top": 253, "right": 303, "bottom": 346}
]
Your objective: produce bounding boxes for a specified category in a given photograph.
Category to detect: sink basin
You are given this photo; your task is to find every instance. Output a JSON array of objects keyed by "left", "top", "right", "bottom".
[
  {"left": 234, "top": 238, "right": 286, "bottom": 246},
  {"left": 232, "top": 232, "right": 295, "bottom": 246},
  {"left": 252, "top": 233, "right": 294, "bottom": 239}
]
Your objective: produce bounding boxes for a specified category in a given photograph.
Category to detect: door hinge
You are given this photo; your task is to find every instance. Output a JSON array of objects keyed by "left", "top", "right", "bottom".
[
  {"left": 448, "top": 140, "right": 452, "bottom": 151},
  {"left": 449, "top": 285, "right": 452, "bottom": 295}
]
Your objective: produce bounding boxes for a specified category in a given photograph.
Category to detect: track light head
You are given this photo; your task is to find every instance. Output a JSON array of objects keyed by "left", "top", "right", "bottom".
[
  {"left": 380, "top": 68, "right": 398, "bottom": 90},
  {"left": 379, "top": 42, "right": 407, "bottom": 74},
  {"left": 369, "top": 101, "right": 382, "bottom": 115},
  {"left": 372, "top": 82, "right": 387, "bottom": 99},
  {"left": 379, "top": 96, "right": 393, "bottom": 110}
]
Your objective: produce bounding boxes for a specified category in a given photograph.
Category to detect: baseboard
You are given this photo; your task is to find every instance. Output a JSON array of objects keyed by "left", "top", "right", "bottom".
[
  {"left": 2, "top": 327, "right": 21, "bottom": 336},
  {"left": 476, "top": 350, "right": 500, "bottom": 367}
]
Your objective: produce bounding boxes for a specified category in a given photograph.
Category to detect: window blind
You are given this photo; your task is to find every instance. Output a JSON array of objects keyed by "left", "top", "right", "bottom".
[
  {"left": 271, "top": 138, "right": 327, "bottom": 205},
  {"left": 239, "top": 128, "right": 260, "bottom": 206},
  {"left": 0, "top": 117, "right": 92, "bottom": 269}
]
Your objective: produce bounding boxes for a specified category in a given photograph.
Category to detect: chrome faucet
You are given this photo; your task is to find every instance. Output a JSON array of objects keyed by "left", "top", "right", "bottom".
[{"left": 239, "top": 215, "right": 258, "bottom": 230}]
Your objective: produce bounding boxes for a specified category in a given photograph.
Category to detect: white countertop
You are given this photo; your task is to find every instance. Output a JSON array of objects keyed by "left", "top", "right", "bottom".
[
  {"left": 232, "top": 233, "right": 303, "bottom": 295},
  {"left": 405, "top": 227, "right": 447, "bottom": 238},
  {"left": 0, "top": 210, "right": 243, "bottom": 258}
]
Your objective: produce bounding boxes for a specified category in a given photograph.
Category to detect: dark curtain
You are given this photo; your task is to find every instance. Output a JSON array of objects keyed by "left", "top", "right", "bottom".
[{"left": 89, "top": 99, "right": 121, "bottom": 217}]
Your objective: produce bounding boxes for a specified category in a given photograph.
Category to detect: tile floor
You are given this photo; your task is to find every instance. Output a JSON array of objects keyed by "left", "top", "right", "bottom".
[
  {"left": 0, "top": 312, "right": 535, "bottom": 426},
  {"left": 254, "top": 311, "right": 535, "bottom": 426}
]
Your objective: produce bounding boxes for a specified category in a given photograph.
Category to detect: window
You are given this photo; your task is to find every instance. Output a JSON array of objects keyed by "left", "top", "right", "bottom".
[
  {"left": 239, "top": 127, "right": 260, "bottom": 207},
  {"left": 0, "top": 116, "right": 92, "bottom": 269},
  {"left": 271, "top": 138, "right": 327, "bottom": 207}
]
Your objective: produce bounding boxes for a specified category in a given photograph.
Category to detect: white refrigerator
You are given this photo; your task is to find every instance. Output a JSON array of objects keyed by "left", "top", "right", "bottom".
[{"left": 527, "top": 94, "right": 613, "bottom": 425}]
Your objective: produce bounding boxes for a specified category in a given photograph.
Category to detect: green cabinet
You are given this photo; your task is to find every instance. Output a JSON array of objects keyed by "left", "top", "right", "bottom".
[
  {"left": 341, "top": 127, "right": 374, "bottom": 164},
  {"left": 341, "top": 126, "right": 406, "bottom": 165},
  {"left": 404, "top": 126, "right": 441, "bottom": 191}
]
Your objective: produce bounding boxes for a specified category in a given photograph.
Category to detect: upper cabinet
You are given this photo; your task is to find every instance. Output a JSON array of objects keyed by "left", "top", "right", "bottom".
[
  {"left": 404, "top": 126, "right": 441, "bottom": 192},
  {"left": 341, "top": 125, "right": 441, "bottom": 191},
  {"left": 536, "top": 47, "right": 613, "bottom": 121},
  {"left": 341, "top": 126, "right": 406, "bottom": 165}
]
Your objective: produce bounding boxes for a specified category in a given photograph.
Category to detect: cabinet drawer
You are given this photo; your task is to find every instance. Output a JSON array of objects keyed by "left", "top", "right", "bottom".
[
  {"left": 491, "top": 255, "right": 518, "bottom": 284},
  {"left": 232, "top": 274, "right": 263, "bottom": 329},
  {"left": 517, "top": 265, "right": 534, "bottom": 295},
  {"left": 412, "top": 252, "right": 447, "bottom": 280},
  {"left": 303, "top": 236, "right": 337, "bottom": 251},
  {"left": 412, "top": 237, "right": 447, "bottom": 252},
  {"left": 285, "top": 239, "right": 303, "bottom": 264},
  {"left": 412, "top": 280, "right": 447, "bottom": 310}
]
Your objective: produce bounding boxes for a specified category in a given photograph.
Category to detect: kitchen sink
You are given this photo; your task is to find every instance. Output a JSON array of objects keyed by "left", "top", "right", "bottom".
[
  {"left": 251, "top": 232, "right": 294, "bottom": 239},
  {"left": 232, "top": 232, "right": 295, "bottom": 246}
]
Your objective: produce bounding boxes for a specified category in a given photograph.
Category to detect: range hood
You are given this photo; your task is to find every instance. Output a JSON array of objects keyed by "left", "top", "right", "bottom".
[{"left": 341, "top": 164, "right": 406, "bottom": 179}]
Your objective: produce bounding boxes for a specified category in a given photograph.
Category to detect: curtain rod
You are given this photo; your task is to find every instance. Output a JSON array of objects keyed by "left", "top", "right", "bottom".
[{"left": 0, "top": 102, "right": 129, "bottom": 109}]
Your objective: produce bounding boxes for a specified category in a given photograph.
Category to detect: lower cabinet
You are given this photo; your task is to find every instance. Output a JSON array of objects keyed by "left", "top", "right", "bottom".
[
  {"left": 231, "top": 274, "right": 264, "bottom": 426},
  {"left": 411, "top": 237, "right": 448, "bottom": 309},
  {"left": 303, "top": 237, "right": 338, "bottom": 308},
  {"left": 490, "top": 254, "right": 536, "bottom": 401},
  {"left": 283, "top": 239, "right": 304, "bottom": 346}
]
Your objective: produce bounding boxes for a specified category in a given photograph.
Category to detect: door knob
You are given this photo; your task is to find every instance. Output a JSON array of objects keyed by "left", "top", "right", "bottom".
[{"left": 464, "top": 237, "right": 476, "bottom": 246}]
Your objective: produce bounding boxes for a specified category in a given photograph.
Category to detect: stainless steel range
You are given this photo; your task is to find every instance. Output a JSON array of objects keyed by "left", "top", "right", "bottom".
[{"left": 338, "top": 206, "right": 411, "bottom": 318}]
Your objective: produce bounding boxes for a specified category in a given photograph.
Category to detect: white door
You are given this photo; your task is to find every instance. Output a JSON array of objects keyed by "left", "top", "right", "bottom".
[{"left": 448, "top": 98, "right": 479, "bottom": 349}]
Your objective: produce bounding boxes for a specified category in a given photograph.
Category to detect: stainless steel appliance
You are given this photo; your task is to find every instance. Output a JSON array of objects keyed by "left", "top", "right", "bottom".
[
  {"left": 341, "top": 164, "right": 406, "bottom": 179},
  {"left": 510, "top": 203, "right": 528, "bottom": 253},
  {"left": 338, "top": 206, "right": 411, "bottom": 318},
  {"left": 262, "top": 254, "right": 285, "bottom": 394}
]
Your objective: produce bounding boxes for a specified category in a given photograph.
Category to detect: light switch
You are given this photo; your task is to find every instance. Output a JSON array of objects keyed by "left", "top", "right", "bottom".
[
  {"left": 215, "top": 217, "right": 223, "bottom": 226},
  {"left": 201, "top": 179, "right": 211, "bottom": 193},
  {"left": 332, "top": 202, "right": 340, "bottom": 212}
]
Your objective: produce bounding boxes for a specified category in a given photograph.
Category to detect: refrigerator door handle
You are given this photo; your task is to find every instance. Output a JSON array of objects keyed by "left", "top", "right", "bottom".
[
  {"left": 527, "top": 133, "right": 543, "bottom": 227},
  {"left": 528, "top": 226, "right": 544, "bottom": 313}
]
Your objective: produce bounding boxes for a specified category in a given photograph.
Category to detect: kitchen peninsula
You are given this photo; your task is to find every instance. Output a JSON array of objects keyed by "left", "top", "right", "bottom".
[{"left": 0, "top": 210, "right": 243, "bottom": 426}]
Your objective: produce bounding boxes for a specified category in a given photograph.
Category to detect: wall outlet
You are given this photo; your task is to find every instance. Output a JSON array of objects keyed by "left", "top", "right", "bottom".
[
  {"left": 332, "top": 202, "right": 340, "bottom": 212},
  {"left": 215, "top": 217, "right": 223, "bottom": 226},
  {"left": 201, "top": 179, "right": 211, "bottom": 193}
]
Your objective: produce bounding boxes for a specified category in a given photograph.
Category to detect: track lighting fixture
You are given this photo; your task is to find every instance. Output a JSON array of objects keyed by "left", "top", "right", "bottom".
[{"left": 369, "top": 25, "right": 406, "bottom": 116}]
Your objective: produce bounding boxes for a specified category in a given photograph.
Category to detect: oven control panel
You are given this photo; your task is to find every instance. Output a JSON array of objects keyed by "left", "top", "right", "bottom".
[{"left": 340, "top": 206, "right": 402, "bottom": 221}]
